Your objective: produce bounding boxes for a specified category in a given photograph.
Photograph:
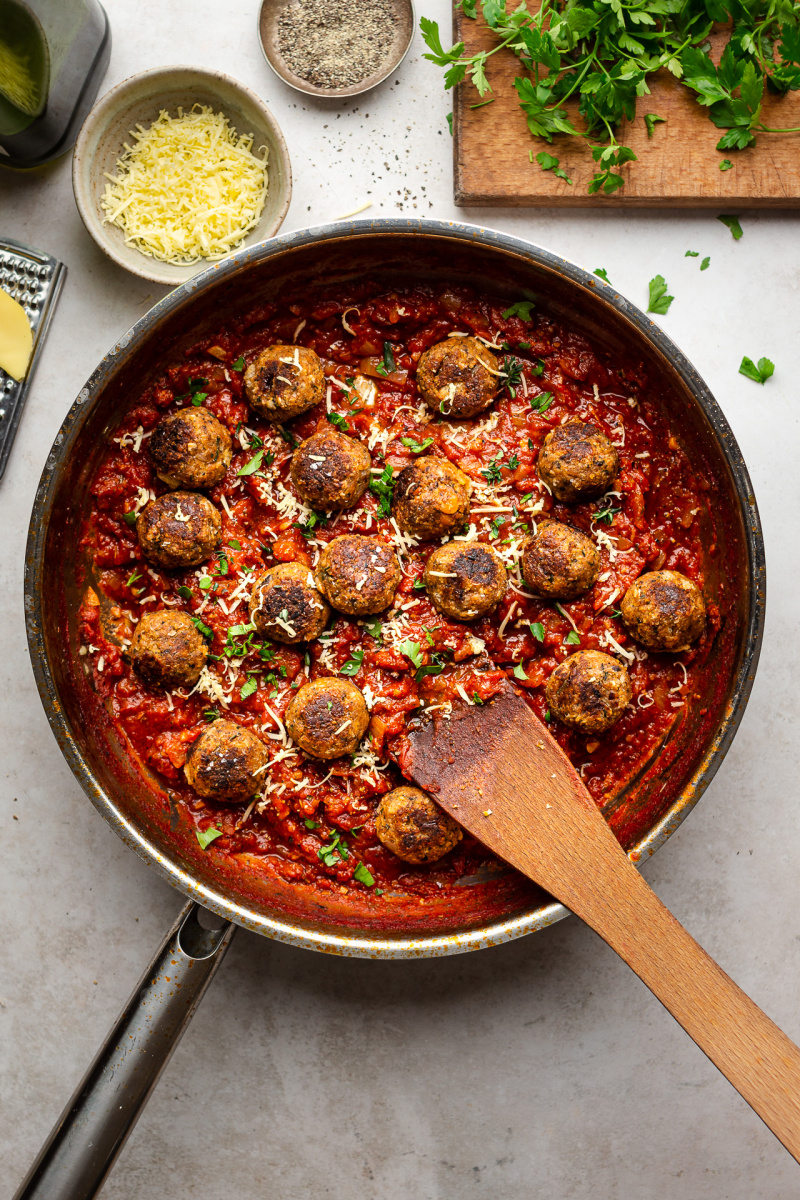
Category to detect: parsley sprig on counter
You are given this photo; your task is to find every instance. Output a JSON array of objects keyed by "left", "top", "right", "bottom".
[{"left": 421, "top": 0, "right": 800, "bottom": 195}]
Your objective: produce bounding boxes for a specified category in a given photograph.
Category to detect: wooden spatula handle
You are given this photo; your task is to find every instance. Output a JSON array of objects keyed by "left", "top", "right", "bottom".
[{"left": 570, "top": 851, "right": 800, "bottom": 1162}]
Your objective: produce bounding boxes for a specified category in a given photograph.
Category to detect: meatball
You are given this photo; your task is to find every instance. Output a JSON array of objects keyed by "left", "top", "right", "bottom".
[
  {"left": 538, "top": 421, "right": 619, "bottom": 502},
  {"left": 621, "top": 570, "right": 706, "bottom": 653},
  {"left": 285, "top": 678, "right": 369, "bottom": 760},
  {"left": 392, "top": 456, "right": 471, "bottom": 542},
  {"left": 545, "top": 649, "right": 632, "bottom": 735},
  {"left": 290, "top": 428, "right": 371, "bottom": 510},
  {"left": 184, "top": 720, "right": 268, "bottom": 802},
  {"left": 416, "top": 336, "right": 499, "bottom": 419},
  {"left": 375, "top": 786, "right": 463, "bottom": 864},
  {"left": 522, "top": 520, "right": 600, "bottom": 601},
  {"left": 137, "top": 491, "right": 221, "bottom": 569},
  {"left": 316, "top": 535, "right": 401, "bottom": 616},
  {"left": 130, "top": 610, "right": 208, "bottom": 689},
  {"left": 244, "top": 344, "right": 324, "bottom": 422},
  {"left": 248, "top": 561, "right": 329, "bottom": 644},
  {"left": 148, "top": 407, "right": 232, "bottom": 489},
  {"left": 423, "top": 541, "right": 507, "bottom": 621}
]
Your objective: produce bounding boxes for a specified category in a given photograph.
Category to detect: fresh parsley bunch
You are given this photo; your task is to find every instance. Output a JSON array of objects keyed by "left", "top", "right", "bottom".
[{"left": 421, "top": 0, "right": 800, "bottom": 195}]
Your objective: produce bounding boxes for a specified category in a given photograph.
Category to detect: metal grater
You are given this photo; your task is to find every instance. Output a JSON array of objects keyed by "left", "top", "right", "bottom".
[{"left": 0, "top": 237, "right": 66, "bottom": 483}]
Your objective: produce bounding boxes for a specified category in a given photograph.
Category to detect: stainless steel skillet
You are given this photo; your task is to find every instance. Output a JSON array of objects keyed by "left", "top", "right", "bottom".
[{"left": 18, "top": 219, "right": 765, "bottom": 1197}]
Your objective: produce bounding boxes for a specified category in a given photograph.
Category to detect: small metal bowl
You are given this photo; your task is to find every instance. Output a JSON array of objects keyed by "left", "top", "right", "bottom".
[
  {"left": 258, "top": 0, "right": 415, "bottom": 99},
  {"left": 72, "top": 66, "right": 292, "bottom": 287}
]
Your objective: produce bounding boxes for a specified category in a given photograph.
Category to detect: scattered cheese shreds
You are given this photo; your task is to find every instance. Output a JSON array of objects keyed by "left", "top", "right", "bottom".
[{"left": 100, "top": 106, "right": 269, "bottom": 265}]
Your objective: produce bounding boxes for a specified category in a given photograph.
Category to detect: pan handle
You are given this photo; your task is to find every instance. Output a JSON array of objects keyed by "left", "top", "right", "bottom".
[{"left": 13, "top": 901, "right": 235, "bottom": 1200}]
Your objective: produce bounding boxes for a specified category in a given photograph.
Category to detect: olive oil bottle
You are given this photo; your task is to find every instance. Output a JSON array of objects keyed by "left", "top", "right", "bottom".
[{"left": 0, "top": 0, "right": 110, "bottom": 168}]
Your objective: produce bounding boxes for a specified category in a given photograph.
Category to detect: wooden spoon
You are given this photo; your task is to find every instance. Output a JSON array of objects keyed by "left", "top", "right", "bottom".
[{"left": 405, "top": 681, "right": 800, "bottom": 1163}]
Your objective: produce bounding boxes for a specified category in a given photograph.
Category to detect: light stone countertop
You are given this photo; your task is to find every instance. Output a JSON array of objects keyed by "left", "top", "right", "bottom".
[{"left": 2, "top": 2, "right": 800, "bottom": 1196}]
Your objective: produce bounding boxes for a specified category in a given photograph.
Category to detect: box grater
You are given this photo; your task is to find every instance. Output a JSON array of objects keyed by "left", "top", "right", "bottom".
[{"left": 0, "top": 237, "right": 66, "bottom": 483}]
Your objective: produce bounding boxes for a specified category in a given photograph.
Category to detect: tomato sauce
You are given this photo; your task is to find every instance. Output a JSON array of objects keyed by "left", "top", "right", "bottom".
[{"left": 78, "top": 282, "right": 718, "bottom": 906}]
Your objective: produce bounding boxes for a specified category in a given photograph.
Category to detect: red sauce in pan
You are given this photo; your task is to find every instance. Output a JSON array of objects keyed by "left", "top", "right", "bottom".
[{"left": 78, "top": 283, "right": 718, "bottom": 903}]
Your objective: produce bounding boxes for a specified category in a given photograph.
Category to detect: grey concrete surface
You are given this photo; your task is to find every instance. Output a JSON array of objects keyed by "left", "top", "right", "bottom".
[{"left": 2, "top": 1, "right": 800, "bottom": 1196}]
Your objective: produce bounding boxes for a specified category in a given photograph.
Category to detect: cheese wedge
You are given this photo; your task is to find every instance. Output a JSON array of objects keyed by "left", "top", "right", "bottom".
[{"left": 0, "top": 288, "right": 33, "bottom": 381}]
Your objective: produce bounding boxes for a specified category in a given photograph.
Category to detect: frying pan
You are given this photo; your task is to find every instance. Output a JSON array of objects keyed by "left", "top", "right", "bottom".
[{"left": 18, "top": 220, "right": 765, "bottom": 1198}]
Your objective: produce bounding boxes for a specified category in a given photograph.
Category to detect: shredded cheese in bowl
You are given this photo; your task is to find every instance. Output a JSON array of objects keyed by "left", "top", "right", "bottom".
[{"left": 100, "top": 105, "right": 269, "bottom": 265}]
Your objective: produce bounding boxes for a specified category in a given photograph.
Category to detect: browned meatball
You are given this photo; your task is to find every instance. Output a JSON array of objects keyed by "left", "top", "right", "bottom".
[
  {"left": 538, "top": 421, "right": 619, "bottom": 502},
  {"left": 244, "top": 344, "right": 324, "bottom": 422},
  {"left": 285, "top": 678, "right": 369, "bottom": 760},
  {"left": 416, "top": 336, "right": 499, "bottom": 419},
  {"left": 621, "top": 570, "right": 706, "bottom": 653},
  {"left": 423, "top": 541, "right": 507, "bottom": 621},
  {"left": 392, "top": 456, "right": 471, "bottom": 542},
  {"left": 184, "top": 719, "right": 268, "bottom": 802},
  {"left": 130, "top": 610, "right": 208, "bottom": 688},
  {"left": 545, "top": 649, "right": 632, "bottom": 735},
  {"left": 248, "top": 561, "right": 329, "bottom": 644},
  {"left": 137, "top": 491, "right": 221, "bottom": 569},
  {"left": 316, "top": 535, "right": 401, "bottom": 616},
  {"left": 148, "top": 407, "right": 232, "bottom": 489},
  {"left": 290, "top": 428, "right": 371, "bottom": 510},
  {"left": 375, "top": 786, "right": 463, "bottom": 864},
  {"left": 522, "top": 520, "right": 600, "bottom": 600}
]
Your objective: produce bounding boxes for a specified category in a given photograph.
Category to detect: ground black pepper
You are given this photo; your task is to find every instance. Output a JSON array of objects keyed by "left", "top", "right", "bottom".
[{"left": 277, "top": 0, "right": 398, "bottom": 89}]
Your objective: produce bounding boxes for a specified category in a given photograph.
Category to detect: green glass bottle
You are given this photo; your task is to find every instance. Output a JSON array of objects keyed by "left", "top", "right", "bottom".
[{"left": 0, "top": 0, "right": 110, "bottom": 168}]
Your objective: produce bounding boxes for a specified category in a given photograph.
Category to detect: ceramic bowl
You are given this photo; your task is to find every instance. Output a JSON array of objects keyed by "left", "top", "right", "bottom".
[
  {"left": 257, "top": 0, "right": 415, "bottom": 99},
  {"left": 72, "top": 66, "right": 292, "bottom": 287}
]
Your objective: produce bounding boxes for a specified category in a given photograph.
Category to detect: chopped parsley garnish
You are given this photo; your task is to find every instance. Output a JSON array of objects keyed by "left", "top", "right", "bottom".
[
  {"left": 415, "top": 653, "right": 447, "bottom": 682},
  {"left": 199, "top": 576, "right": 213, "bottom": 592},
  {"left": 472, "top": 692, "right": 483, "bottom": 705},
  {"left": 564, "top": 630, "right": 581, "bottom": 646},
  {"left": 700, "top": 257, "right": 711, "bottom": 271},
  {"left": 720, "top": 159, "right": 733, "bottom": 171},
  {"left": 544, "top": 710, "right": 551, "bottom": 723},
  {"left": 401, "top": 436, "right": 434, "bottom": 454},
  {"left": 647, "top": 276, "right": 674, "bottom": 316},
  {"left": 177, "top": 585, "right": 193, "bottom": 600},
  {"left": 397, "top": 639, "right": 424, "bottom": 669},
  {"left": 531, "top": 359, "right": 545, "bottom": 377},
  {"left": 535, "top": 151, "right": 572, "bottom": 184},
  {"left": 529, "top": 621, "right": 544, "bottom": 642},
  {"left": 122, "top": 511, "right": 137, "bottom": 526},
  {"left": 228, "top": 539, "right": 242, "bottom": 550},
  {"left": 718, "top": 214, "right": 743, "bottom": 240},
  {"left": 739, "top": 355, "right": 774, "bottom": 384},
  {"left": 643, "top": 113, "right": 665, "bottom": 139},
  {"left": 512, "top": 662, "right": 528, "bottom": 680},
  {"left": 240, "top": 676, "right": 258, "bottom": 700},
  {"left": 190, "top": 616, "right": 213, "bottom": 640},
  {"left": 293, "top": 511, "right": 325, "bottom": 539},
  {"left": 340, "top": 649, "right": 365, "bottom": 677},
  {"left": 214, "top": 551, "right": 230, "bottom": 577},
  {"left": 365, "top": 618, "right": 383, "bottom": 643},
  {"left": 685, "top": 251, "right": 700, "bottom": 258},
  {"left": 238, "top": 450, "right": 264, "bottom": 476},
  {"left": 196, "top": 825, "right": 223, "bottom": 850},
  {"left": 594, "top": 268, "right": 611, "bottom": 284},
  {"left": 277, "top": 425, "right": 299, "bottom": 448},
  {"left": 502, "top": 356, "right": 523, "bottom": 396},
  {"left": 529, "top": 391, "right": 553, "bottom": 414},
  {"left": 354, "top": 861, "right": 375, "bottom": 886},
  {"left": 446, "top": 111, "right": 453, "bottom": 135},
  {"left": 502, "top": 299, "right": 536, "bottom": 321},
  {"left": 231, "top": 356, "right": 245, "bottom": 371},
  {"left": 318, "top": 830, "right": 349, "bottom": 867},
  {"left": 369, "top": 464, "right": 394, "bottom": 517},
  {"left": 327, "top": 411, "right": 349, "bottom": 431},
  {"left": 593, "top": 503, "right": 620, "bottom": 525},
  {"left": 304, "top": 818, "right": 319, "bottom": 830},
  {"left": 480, "top": 457, "right": 503, "bottom": 484},
  {"left": 376, "top": 341, "right": 397, "bottom": 376}
]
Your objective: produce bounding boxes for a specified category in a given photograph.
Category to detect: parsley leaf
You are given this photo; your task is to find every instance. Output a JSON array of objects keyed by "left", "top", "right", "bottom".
[
  {"left": 177, "top": 585, "right": 193, "bottom": 600},
  {"left": 594, "top": 268, "right": 611, "bottom": 283},
  {"left": 446, "top": 111, "right": 453, "bottom": 136},
  {"left": 369, "top": 464, "right": 394, "bottom": 517},
  {"left": 231, "top": 356, "right": 245, "bottom": 371},
  {"left": 190, "top": 616, "right": 213, "bottom": 640},
  {"left": 340, "top": 649, "right": 365, "bottom": 676},
  {"left": 238, "top": 449, "right": 264, "bottom": 475},
  {"left": 564, "top": 630, "right": 581, "bottom": 646},
  {"left": 529, "top": 621, "right": 545, "bottom": 642},
  {"left": 122, "top": 511, "right": 137, "bottom": 526},
  {"left": 512, "top": 662, "right": 528, "bottom": 680},
  {"left": 535, "top": 151, "right": 572, "bottom": 184},
  {"left": 240, "top": 676, "right": 258, "bottom": 700},
  {"left": 718, "top": 214, "right": 743, "bottom": 240},
  {"left": 197, "top": 825, "right": 224, "bottom": 850},
  {"left": 685, "top": 250, "right": 699, "bottom": 257},
  {"left": 354, "top": 861, "right": 375, "bottom": 886},
  {"left": 397, "top": 639, "right": 424, "bottom": 669},
  {"left": 647, "top": 275, "right": 674, "bottom": 315},
  {"left": 529, "top": 391, "right": 553, "bottom": 414},
  {"left": 700, "top": 257, "right": 710, "bottom": 271},
  {"left": 739, "top": 356, "right": 774, "bottom": 384},
  {"left": 719, "top": 159, "right": 733, "bottom": 171},
  {"left": 644, "top": 113, "right": 665, "bottom": 138},
  {"left": 401, "top": 436, "right": 434, "bottom": 454},
  {"left": 327, "top": 411, "right": 349, "bottom": 431},
  {"left": 502, "top": 300, "right": 536, "bottom": 321}
]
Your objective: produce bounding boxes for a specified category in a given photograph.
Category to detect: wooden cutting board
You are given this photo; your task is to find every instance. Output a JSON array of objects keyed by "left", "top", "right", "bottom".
[{"left": 452, "top": 16, "right": 800, "bottom": 206}]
